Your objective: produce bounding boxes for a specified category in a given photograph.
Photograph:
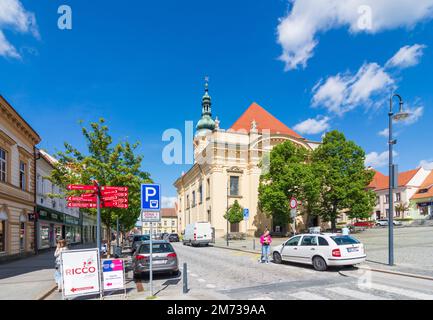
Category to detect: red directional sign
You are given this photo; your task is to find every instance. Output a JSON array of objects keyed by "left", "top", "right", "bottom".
[
  {"left": 102, "top": 201, "right": 129, "bottom": 209},
  {"left": 67, "top": 184, "right": 97, "bottom": 191},
  {"left": 67, "top": 202, "right": 98, "bottom": 208},
  {"left": 101, "top": 186, "right": 128, "bottom": 192},
  {"left": 100, "top": 190, "right": 128, "bottom": 197},
  {"left": 81, "top": 192, "right": 97, "bottom": 198},
  {"left": 67, "top": 196, "right": 97, "bottom": 202}
]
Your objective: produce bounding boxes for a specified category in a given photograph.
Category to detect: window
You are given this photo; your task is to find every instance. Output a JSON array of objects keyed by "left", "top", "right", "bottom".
[
  {"left": 0, "top": 220, "right": 5, "bottom": 252},
  {"left": 395, "top": 193, "right": 401, "bottom": 202},
  {"left": 206, "top": 178, "right": 210, "bottom": 199},
  {"left": 192, "top": 191, "right": 196, "bottom": 207},
  {"left": 164, "top": 220, "right": 167, "bottom": 226},
  {"left": 186, "top": 195, "right": 190, "bottom": 209},
  {"left": 199, "top": 183, "right": 203, "bottom": 204},
  {"left": 318, "top": 237, "right": 329, "bottom": 246},
  {"left": 172, "top": 220, "right": 175, "bottom": 226},
  {"left": 19, "top": 161, "right": 26, "bottom": 190},
  {"left": 301, "top": 236, "right": 317, "bottom": 246},
  {"left": 376, "top": 197, "right": 380, "bottom": 205},
  {"left": 385, "top": 195, "right": 389, "bottom": 203},
  {"left": 229, "top": 176, "right": 239, "bottom": 196},
  {"left": 331, "top": 236, "right": 360, "bottom": 246},
  {"left": 0, "top": 148, "right": 6, "bottom": 182},
  {"left": 285, "top": 236, "right": 301, "bottom": 246}
]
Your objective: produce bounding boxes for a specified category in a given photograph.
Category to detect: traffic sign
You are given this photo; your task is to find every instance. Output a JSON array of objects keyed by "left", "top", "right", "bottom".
[
  {"left": 243, "top": 208, "right": 249, "bottom": 219},
  {"left": 67, "top": 184, "right": 97, "bottom": 191},
  {"left": 142, "top": 211, "right": 161, "bottom": 222},
  {"left": 81, "top": 192, "right": 97, "bottom": 198},
  {"left": 67, "top": 202, "right": 98, "bottom": 208},
  {"left": 103, "top": 201, "right": 129, "bottom": 209},
  {"left": 290, "top": 198, "right": 298, "bottom": 209},
  {"left": 101, "top": 190, "right": 128, "bottom": 197},
  {"left": 141, "top": 184, "right": 161, "bottom": 211},
  {"left": 67, "top": 196, "right": 97, "bottom": 202},
  {"left": 101, "top": 186, "right": 128, "bottom": 192}
]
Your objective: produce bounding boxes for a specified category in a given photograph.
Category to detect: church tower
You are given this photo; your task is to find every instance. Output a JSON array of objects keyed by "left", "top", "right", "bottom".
[{"left": 196, "top": 78, "right": 216, "bottom": 137}]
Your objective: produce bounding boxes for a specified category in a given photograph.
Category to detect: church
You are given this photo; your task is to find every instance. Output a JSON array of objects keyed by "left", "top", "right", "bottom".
[{"left": 174, "top": 82, "right": 320, "bottom": 238}]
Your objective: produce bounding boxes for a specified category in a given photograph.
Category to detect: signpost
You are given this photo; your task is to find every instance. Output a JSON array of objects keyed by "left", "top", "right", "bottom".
[
  {"left": 102, "top": 258, "right": 126, "bottom": 298},
  {"left": 243, "top": 208, "right": 249, "bottom": 234},
  {"left": 141, "top": 184, "right": 161, "bottom": 297},
  {"left": 290, "top": 198, "right": 298, "bottom": 235},
  {"left": 61, "top": 248, "right": 102, "bottom": 300}
]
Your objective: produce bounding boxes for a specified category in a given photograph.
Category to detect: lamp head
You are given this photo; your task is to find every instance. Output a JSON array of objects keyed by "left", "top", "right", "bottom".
[{"left": 392, "top": 99, "right": 410, "bottom": 121}]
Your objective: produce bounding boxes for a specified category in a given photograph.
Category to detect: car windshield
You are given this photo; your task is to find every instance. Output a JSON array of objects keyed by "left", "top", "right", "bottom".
[
  {"left": 331, "top": 236, "right": 360, "bottom": 245},
  {"left": 138, "top": 243, "right": 174, "bottom": 254},
  {"left": 134, "top": 235, "right": 149, "bottom": 241}
]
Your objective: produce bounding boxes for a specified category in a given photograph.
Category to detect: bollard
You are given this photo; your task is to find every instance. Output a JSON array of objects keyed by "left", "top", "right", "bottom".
[
  {"left": 253, "top": 239, "right": 255, "bottom": 251},
  {"left": 183, "top": 263, "right": 188, "bottom": 294}
]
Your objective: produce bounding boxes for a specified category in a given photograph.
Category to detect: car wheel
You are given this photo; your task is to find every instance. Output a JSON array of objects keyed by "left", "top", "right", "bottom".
[
  {"left": 312, "top": 256, "right": 327, "bottom": 271},
  {"left": 273, "top": 252, "right": 282, "bottom": 264}
]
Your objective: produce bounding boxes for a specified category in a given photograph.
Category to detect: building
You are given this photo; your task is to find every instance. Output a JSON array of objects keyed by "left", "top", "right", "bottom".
[
  {"left": 410, "top": 170, "right": 433, "bottom": 220},
  {"left": 81, "top": 211, "right": 97, "bottom": 244},
  {"left": 368, "top": 167, "right": 431, "bottom": 220},
  {"left": 174, "top": 82, "right": 320, "bottom": 238},
  {"left": 0, "top": 95, "right": 41, "bottom": 261},
  {"left": 36, "top": 150, "right": 82, "bottom": 249},
  {"left": 141, "top": 208, "right": 178, "bottom": 235}
]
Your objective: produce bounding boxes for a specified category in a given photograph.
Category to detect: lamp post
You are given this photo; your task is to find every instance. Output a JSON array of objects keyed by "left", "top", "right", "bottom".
[
  {"left": 226, "top": 177, "right": 229, "bottom": 247},
  {"left": 388, "top": 93, "right": 410, "bottom": 266}
]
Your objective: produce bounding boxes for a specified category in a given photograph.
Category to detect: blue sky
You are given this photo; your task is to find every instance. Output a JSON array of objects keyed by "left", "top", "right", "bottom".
[{"left": 1, "top": 0, "right": 433, "bottom": 205}]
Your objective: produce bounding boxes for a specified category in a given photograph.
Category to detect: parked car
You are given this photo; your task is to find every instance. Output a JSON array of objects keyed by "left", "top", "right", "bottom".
[
  {"left": 353, "top": 221, "right": 375, "bottom": 228},
  {"left": 166, "top": 233, "right": 180, "bottom": 242},
  {"left": 132, "top": 240, "right": 179, "bottom": 277},
  {"left": 271, "top": 233, "right": 366, "bottom": 271},
  {"left": 375, "top": 219, "right": 402, "bottom": 227},
  {"left": 131, "top": 234, "right": 150, "bottom": 253},
  {"left": 183, "top": 222, "right": 213, "bottom": 246}
]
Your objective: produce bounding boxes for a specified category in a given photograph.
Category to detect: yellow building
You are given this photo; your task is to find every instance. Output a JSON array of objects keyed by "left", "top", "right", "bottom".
[
  {"left": 174, "top": 83, "right": 320, "bottom": 239},
  {"left": 0, "top": 95, "right": 41, "bottom": 261}
]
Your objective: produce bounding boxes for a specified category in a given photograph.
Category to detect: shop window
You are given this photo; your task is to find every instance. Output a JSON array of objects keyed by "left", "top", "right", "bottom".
[
  {"left": 19, "top": 161, "right": 26, "bottom": 191},
  {"left": 0, "top": 148, "right": 7, "bottom": 182},
  {"left": 40, "top": 225, "right": 50, "bottom": 249}
]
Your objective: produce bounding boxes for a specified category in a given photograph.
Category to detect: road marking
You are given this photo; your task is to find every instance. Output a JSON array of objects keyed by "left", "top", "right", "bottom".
[
  {"left": 289, "top": 291, "right": 330, "bottom": 300},
  {"left": 360, "top": 283, "right": 433, "bottom": 300},
  {"left": 326, "top": 287, "right": 389, "bottom": 300},
  {"left": 198, "top": 279, "right": 206, "bottom": 283},
  {"left": 206, "top": 284, "right": 216, "bottom": 289}
]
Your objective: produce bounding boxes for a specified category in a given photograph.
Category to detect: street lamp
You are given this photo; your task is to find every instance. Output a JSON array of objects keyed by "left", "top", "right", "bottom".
[
  {"left": 226, "top": 176, "right": 229, "bottom": 247},
  {"left": 388, "top": 93, "right": 410, "bottom": 266}
]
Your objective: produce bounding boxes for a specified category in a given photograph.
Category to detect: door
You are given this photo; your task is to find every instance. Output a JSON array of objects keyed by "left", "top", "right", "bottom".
[
  {"left": 281, "top": 236, "right": 302, "bottom": 262},
  {"left": 297, "top": 235, "right": 318, "bottom": 263}
]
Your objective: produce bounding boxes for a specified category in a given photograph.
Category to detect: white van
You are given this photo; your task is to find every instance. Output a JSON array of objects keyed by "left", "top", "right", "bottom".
[{"left": 183, "top": 222, "right": 213, "bottom": 247}]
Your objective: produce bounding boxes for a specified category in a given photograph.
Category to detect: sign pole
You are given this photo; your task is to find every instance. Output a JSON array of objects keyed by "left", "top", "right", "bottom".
[
  {"left": 150, "top": 222, "right": 153, "bottom": 297},
  {"left": 116, "top": 216, "right": 119, "bottom": 249},
  {"left": 96, "top": 184, "right": 101, "bottom": 252}
]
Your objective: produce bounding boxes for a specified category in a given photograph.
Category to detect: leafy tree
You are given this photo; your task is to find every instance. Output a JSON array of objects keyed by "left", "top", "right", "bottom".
[
  {"left": 395, "top": 202, "right": 410, "bottom": 218},
  {"left": 224, "top": 200, "right": 244, "bottom": 226},
  {"left": 49, "top": 119, "right": 152, "bottom": 252},
  {"left": 313, "top": 131, "right": 376, "bottom": 230}
]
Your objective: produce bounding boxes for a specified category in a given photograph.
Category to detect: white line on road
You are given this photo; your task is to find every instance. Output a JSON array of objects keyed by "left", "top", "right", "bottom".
[
  {"left": 326, "top": 287, "right": 389, "bottom": 300},
  {"left": 206, "top": 284, "right": 216, "bottom": 289},
  {"left": 198, "top": 279, "right": 206, "bottom": 283},
  {"left": 360, "top": 283, "right": 433, "bottom": 300},
  {"left": 289, "top": 291, "right": 330, "bottom": 300}
]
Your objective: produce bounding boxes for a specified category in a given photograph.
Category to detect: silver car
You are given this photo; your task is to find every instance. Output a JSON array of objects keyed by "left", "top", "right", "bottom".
[
  {"left": 376, "top": 219, "right": 402, "bottom": 227},
  {"left": 132, "top": 240, "right": 179, "bottom": 278}
]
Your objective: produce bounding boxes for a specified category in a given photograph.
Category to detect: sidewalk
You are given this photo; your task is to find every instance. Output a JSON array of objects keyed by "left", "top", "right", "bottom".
[{"left": 0, "top": 243, "right": 96, "bottom": 300}]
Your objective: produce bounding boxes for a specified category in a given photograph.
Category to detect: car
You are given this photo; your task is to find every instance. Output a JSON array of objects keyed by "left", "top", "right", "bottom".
[
  {"left": 183, "top": 222, "right": 213, "bottom": 247},
  {"left": 131, "top": 234, "right": 150, "bottom": 253},
  {"left": 271, "top": 233, "right": 366, "bottom": 271},
  {"left": 375, "top": 219, "right": 402, "bottom": 227},
  {"left": 132, "top": 240, "right": 179, "bottom": 277},
  {"left": 353, "top": 221, "right": 375, "bottom": 228},
  {"left": 166, "top": 233, "right": 180, "bottom": 242}
]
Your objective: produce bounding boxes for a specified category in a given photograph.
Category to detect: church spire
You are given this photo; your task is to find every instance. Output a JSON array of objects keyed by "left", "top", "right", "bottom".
[{"left": 196, "top": 76, "right": 216, "bottom": 135}]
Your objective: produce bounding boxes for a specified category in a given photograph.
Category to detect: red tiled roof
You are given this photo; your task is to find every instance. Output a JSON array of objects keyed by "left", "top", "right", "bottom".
[
  {"left": 161, "top": 208, "right": 176, "bottom": 218},
  {"left": 368, "top": 168, "right": 421, "bottom": 190},
  {"left": 230, "top": 102, "right": 303, "bottom": 139},
  {"left": 411, "top": 171, "right": 433, "bottom": 200}
]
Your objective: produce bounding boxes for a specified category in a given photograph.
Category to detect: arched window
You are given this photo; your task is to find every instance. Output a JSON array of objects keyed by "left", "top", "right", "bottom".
[{"left": 0, "top": 210, "right": 8, "bottom": 253}]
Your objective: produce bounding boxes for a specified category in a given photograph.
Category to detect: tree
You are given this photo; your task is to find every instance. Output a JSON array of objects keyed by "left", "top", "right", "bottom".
[
  {"left": 258, "top": 140, "right": 314, "bottom": 232},
  {"left": 395, "top": 202, "right": 410, "bottom": 218},
  {"left": 224, "top": 200, "right": 244, "bottom": 227},
  {"left": 49, "top": 118, "right": 152, "bottom": 253},
  {"left": 312, "top": 131, "right": 376, "bottom": 230}
]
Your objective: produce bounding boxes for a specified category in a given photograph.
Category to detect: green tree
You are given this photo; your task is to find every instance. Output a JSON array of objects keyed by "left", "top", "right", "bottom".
[
  {"left": 395, "top": 202, "right": 410, "bottom": 218},
  {"left": 224, "top": 200, "right": 244, "bottom": 226},
  {"left": 49, "top": 119, "right": 152, "bottom": 251},
  {"left": 313, "top": 131, "right": 376, "bottom": 230}
]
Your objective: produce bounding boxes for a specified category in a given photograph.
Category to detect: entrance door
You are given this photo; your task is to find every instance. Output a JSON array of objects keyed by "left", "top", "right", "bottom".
[{"left": 376, "top": 211, "right": 381, "bottom": 220}]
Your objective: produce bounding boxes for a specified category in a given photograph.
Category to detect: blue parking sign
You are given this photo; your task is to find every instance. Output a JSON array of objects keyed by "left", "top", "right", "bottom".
[
  {"left": 141, "top": 184, "right": 161, "bottom": 211},
  {"left": 243, "top": 208, "right": 249, "bottom": 219}
]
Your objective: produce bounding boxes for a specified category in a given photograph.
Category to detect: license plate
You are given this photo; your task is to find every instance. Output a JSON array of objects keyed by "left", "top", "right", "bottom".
[
  {"left": 153, "top": 260, "right": 167, "bottom": 265},
  {"left": 347, "top": 247, "right": 359, "bottom": 252}
]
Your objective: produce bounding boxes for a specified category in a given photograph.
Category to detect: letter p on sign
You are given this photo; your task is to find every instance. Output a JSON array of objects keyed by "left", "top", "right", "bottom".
[{"left": 141, "top": 184, "right": 161, "bottom": 211}]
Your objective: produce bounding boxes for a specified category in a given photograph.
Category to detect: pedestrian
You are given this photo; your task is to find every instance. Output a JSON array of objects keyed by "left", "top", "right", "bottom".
[
  {"left": 54, "top": 239, "right": 68, "bottom": 292},
  {"left": 259, "top": 228, "right": 272, "bottom": 264}
]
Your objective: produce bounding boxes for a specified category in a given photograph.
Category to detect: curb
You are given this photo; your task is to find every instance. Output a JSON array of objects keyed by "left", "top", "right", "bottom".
[
  {"left": 357, "top": 265, "right": 433, "bottom": 282},
  {"left": 37, "top": 284, "right": 58, "bottom": 300},
  {"left": 212, "top": 244, "right": 259, "bottom": 255}
]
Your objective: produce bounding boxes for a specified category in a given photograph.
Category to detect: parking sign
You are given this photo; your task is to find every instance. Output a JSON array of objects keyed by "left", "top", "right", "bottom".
[
  {"left": 243, "top": 208, "right": 249, "bottom": 219},
  {"left": 141, "top": 184, "right": 161, "bottom": 211}
]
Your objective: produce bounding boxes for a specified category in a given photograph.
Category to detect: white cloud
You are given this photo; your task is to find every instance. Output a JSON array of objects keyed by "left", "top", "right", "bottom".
[
  {"left": 312, "top": 62, "right": 395, "bottom": 115},
  {"left": 378, "top": 128, "right": 389, "bottom": 137},
  {"left": 293, "top": 116, "right": 330, "bottom": 135},
  {"left": 277, "top": 0, "right": 433, "bottom": 70},
  {"left": 162, "top": 196, "right": 177, "bottom": 208},
  {"left": 0, "top": 0, "right": 38, "bottom": 59},
  {"left": 365, "top": 150, "right": 397, "bottom": 168},
  {"left": 400, "top": 106, "right": 424, "bottom": 125},
  {"left": 419, "top": 160, "right": 433, "bottom": 170},
  {"left": 385, "top": 44, "right": 427, "bottom": 69}
]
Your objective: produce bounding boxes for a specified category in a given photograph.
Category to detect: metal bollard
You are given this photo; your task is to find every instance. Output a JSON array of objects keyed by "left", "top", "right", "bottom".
[
  {"left": 253, "top": 239, "right": 255, "bottom": 251},
  {"left": 183, "top": 263, "right": 188, "bottom": 294}
]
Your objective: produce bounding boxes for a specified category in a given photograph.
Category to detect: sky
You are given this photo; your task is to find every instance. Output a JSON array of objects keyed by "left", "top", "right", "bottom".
[{"left": 1, "top": 0, "right": 433, "bottom": 207}]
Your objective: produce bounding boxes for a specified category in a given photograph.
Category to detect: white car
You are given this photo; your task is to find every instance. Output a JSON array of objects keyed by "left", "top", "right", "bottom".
[
  {"left": 271, "top": 233, "right": 366, "bottom": 271},
  {"left": 375, "top": 219, "right": 402, "bottom": 227}
]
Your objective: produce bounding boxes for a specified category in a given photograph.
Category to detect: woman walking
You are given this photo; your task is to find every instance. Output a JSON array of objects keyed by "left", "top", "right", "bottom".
[
  {"left": 54, "top": 239, "right": 68, "bottom": 292},
  {"left": 259, "top": 228, "right": 272, "bottom": 264}
]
